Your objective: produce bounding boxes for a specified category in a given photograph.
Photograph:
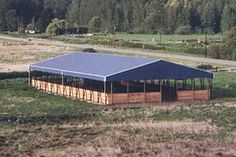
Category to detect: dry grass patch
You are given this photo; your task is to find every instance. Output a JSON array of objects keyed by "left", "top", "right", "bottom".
[
  {"left": 0, "top": 41, "right": 77, "bottom": 72},
  {"left": 3, "top": 95, "right": 36, "bottom": 104},
  {"left": 215, "top": 102, "right": 236, "bottom": 108},
  {"left": 62, "top": 121, "right": 218, "bottom": 135},
  {"left": 35, "top": 129, "right": 236, "bottom": 157}
]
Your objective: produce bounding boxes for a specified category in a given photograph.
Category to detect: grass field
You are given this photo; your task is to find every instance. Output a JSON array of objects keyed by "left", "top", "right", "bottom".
[
  {"left": 1, "top": 32, "right": 226, "bottom": 59},
  {"left": 0, "top": 33, "right": 236, "bottom": 156},
  {"left": 1, "top": 32, "right": 224, "bottom": 42},
  {"left": 0, "top": 72, "right": 236, "bottom": 156},
  {"left": 113, "top": 33, "right": 224, "bottom": 43},
  {"left": 54, "top": 33, "right": 225, "bottom": 58}
]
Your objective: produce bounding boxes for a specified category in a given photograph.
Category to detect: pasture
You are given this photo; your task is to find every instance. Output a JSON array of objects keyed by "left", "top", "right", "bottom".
[
  {"left": 0, "top": 72, "right": 236, "bottom": 156},
  {"left": 0, "top": 34, "right": 236, "bottom": 156},
  {"left": 54, "top": 33, "right": 225, "bottom": 58},
  {"left": 113, "top": 33, "right": 224, "bottom": 43}
]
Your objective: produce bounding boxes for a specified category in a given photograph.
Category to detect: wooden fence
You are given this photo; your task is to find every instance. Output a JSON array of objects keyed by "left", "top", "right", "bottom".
[
  {"left": 31, "top": 79, "right": 210, "bottom": 105},
  {"left": 31, "top": 79, "right": 162, "bottom": 105},
  {"left": 177, "top": 90, "right": 210, "bottom": 101}
]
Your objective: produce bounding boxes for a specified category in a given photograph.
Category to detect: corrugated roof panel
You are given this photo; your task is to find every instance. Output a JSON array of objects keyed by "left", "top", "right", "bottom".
[
  {"left": 30, "top": 52, "right": 155, "bottom": 81},
  {"left": 106, "top": 60, "right": 213, "bottom": 81},
  {"left": 29, "top": 51, "right": 213, "bottom": 81}
]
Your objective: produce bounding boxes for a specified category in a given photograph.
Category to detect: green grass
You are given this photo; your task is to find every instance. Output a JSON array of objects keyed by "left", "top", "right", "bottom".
[
  {"left": 0, "top": 72, "right": 235, "bottom": 124},
  {"left": 54, "top": 33, "right": 225, "bottom": 57},
  {"left": 213, "top": 72, "right": 236, "bottom": 101},
  {"left": 1, "top": 72, "right": 236, "bottom": 153},
  {"left": 113, "top": 33, "right": 224, "bottom": 43},
  {"left": 1, "top": 32, "right": 225, "bottom": 58},
  {"left": 0, "top": 78, "right": 97, "bottom": 125}
]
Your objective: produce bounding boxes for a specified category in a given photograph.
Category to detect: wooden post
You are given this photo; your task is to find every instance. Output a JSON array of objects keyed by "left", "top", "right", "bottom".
[
  {"left": 111, "top": 82, "right": 113, "bottom": 105},
  {"left": 61, "top": 72, "right": 65, "bottom": 96},
  {"left": 28, "top": 69, "right": 31, "bottom": 87},
  {"left": 176, "top": 80, "right": 178, "bottom": 100},
  {"left": 144, "top": 80, "right": 146, "bottom": 103},
  {"left": 160, "top": 80, "right": 162, "bottom": 103},
  {"left": 61, "top": 72, "right": 64, "bottom": 86},
  {"left": 211, "top": 78, "right": 214, "bottom": 99},
  {"left": 104, "top": 81, "right": 107, "bottom": 105},
  {"left": 192, "top": 78, "right": 194, "bottom": 101},
  {"left": 127, "top": 81, "right": 129, "bottom": 104},
  {"left": 207, "top": 78, "right": 210, "bottom": 100},
  {"left": 84, "top": 79, "right": 86, "bottom": 100},
  {"left": 176, "top": 80, "right": 178, "bottom": 92}
]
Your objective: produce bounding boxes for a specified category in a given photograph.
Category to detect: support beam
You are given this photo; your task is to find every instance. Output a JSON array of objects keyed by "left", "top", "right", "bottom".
[
  {"left": 191, "top": 78, "right": 194, "bottom": 101},
  {"left": 61, "top": 72, "right": 64, "bottom": 96},
  {"left": 144, "top": 80, "right": 146, "bottom": 103},
  {"left": 203, "top": 78, "right": 205, "bottom": 90},
  {"left": 84, "top": 79, "right": 86, "bottom": 100},
  {"left": 211, "top": 78, "right": 214, "bottom": 99},
  {"left": 28, "top": 69, "right": 31, "bottom": 87},
  {"left": 104, "top": 81, "right": 107, "bottom": 105},
  {"left": 176, "top": 80, "right": 178, "bottom": 93},
  {"left": 127, "top": 81, "right": 129, "bottom": 103},
  {"left": 176, "top": 80, "right": 178, "bottom": 101},
  {"left": 61, "top": 72, "right": 64, "bottom": 86},
  {"left": 160, "top": 80, "right": 162, "bottom": 103},
  {"left": 111, "top": 82, "right": 113, "bottom": 105},
  {"left": 207, "top": 78, "right": 210, "bottom": 100}
]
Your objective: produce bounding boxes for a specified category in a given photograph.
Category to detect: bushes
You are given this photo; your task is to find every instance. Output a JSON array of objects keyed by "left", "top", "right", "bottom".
[
  {"left": 208, "top": 44, "right": 229, "bottom": 60},
  {"left": 142, "top": 44, "right": 166, "bottom": 50},
  {"left": 83, "top": 48, "right": 97, "bottom": 53},
  {"left": 0, "top": 72, "right": 28, "bottom": 80},
  {"left": 175, "top": 25, "right": 192, "bottom": 35},
  {"left": 89, "top": 16, "right": 102, "bottom": 33},
  {"left": 119, "top": 41, "right": 143, "bottom": 49},
  {"left": 46, "top": 18, "right": 67, "bottom": 36},
  {"left": 196, "top": 64, "right": 213, "bottom": 70},
  {"left": 208, "top": 44, "right": 236, "bottom": 61},
  {"left": 183, "top": 47, "right": 203, "bottom": 54}
]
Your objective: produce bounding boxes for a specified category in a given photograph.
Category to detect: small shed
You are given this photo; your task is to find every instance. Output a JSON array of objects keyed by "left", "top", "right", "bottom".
[{"left": 29, "top": 52, "right": 213, "bottom": 105}]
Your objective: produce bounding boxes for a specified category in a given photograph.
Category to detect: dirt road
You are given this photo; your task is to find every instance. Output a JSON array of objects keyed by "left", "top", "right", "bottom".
[{"left": 1, "top": 35, "right": 236, "bottom": 67}]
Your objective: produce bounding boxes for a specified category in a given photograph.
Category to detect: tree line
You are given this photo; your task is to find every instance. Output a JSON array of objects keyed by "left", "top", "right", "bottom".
[{"left": 0, "top": 0, "right": 236, "bottom": 34}]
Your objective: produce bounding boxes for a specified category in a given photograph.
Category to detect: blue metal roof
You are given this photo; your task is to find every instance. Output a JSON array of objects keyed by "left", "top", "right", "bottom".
[{"left": 29, "top": 51, "right": 213, "bottom": 81}]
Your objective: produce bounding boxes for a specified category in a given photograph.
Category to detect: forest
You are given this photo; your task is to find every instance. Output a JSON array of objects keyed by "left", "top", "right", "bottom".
[{"left": 0, "top": 0, "right": 236, "bottom": 34}]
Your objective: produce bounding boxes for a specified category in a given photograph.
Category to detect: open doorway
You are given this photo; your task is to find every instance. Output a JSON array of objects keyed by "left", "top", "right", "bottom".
[{"left": 162, "top": 80, "right": 177, "bottom": 102}]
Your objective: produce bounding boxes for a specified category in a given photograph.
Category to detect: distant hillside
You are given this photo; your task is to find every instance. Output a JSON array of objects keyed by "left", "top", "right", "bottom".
[{"left": 0, "top": 0, "right": 236, "bottom": 34}]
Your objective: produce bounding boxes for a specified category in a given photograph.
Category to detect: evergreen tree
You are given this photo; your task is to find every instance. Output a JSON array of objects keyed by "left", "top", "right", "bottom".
[
  {"left": 67, "top": 0, "right": 80, "bottom": 27},
  {"left": 89, "top": 16, "right": 101, "bottom": 33},
  {"left": 0, "top": 0, "right": 236, "bottom": 34}
]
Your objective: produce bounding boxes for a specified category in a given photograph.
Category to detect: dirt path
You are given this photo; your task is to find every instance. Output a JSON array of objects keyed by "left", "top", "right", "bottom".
[{"left": 1, "top": 35, "right": 236, "bottom": 67}]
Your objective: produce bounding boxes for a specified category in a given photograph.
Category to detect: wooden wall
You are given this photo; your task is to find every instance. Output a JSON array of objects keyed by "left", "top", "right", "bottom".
[
  {"left": 177, "top": 90, "right": 210, "bottom": 101},
  {"left": 31, "top": 79, "right": 162, "bottom": 105},
  {"left": 32, "top": 79, "right": 107, "bottom": 105},
  {"left": 31, "top": 79, "right": 210, "bottom": 105},
  {"left": 109, "top": 92, "right": 161, "bottom": 105}
]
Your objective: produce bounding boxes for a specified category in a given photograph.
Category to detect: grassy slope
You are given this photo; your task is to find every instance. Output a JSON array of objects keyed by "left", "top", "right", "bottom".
[
  {"left": 0, "top": 72, "right": 235, "bottom": 126},
  {"left": 0, "top": 72, "right": 236, "bottom": 156}
]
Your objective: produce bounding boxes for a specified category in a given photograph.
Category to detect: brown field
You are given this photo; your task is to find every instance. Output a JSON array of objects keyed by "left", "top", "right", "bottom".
[
  {"left": 0, "top": 40, "right": 76, "bottom": 72},
  {"left": 1, "top": 104, "right": 236, "bottom": 157}
]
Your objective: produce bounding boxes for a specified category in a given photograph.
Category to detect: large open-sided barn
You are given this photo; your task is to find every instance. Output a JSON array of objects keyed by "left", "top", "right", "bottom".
[{"left": 29, "top": 52, "right": 213, "bottom": 105}]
